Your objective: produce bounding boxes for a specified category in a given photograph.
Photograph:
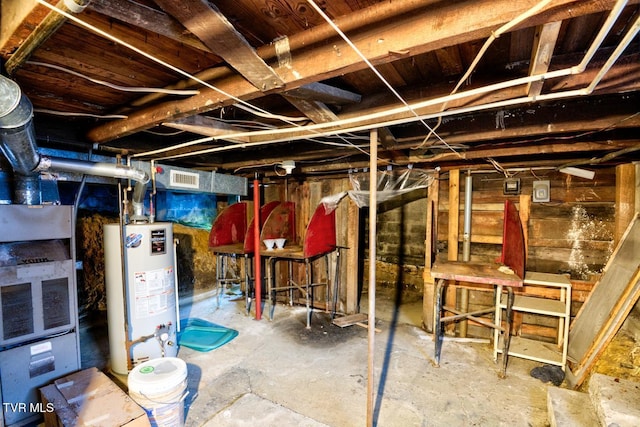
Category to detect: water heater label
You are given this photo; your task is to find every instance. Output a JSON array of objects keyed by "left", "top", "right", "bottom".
[
  {"left": 134, "top": 267, "right": 175, "bottom": 318},
  {"left": 126, "top": 233, "right": 143, "bottom": 248},
  {"left": 150, "top": 229, "right": 167, "bottom": 254}
]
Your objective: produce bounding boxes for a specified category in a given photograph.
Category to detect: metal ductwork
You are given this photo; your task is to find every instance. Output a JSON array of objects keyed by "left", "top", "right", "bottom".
[
  {"left": 0, "top": 75, "right": 149, "bottom": 219},
  {"left": 0, "top": 76, "right": 41, "bottom": 204}
]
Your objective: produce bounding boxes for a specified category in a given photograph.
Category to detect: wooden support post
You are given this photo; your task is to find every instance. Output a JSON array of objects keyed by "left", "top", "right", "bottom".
[
  {"left": 512, "top": 194, "right": 531, "bottom": 335},
  {"left": 422, "top": 170, "right": 439, "bottom": 333},
  {"left": 518, "top": 195, "right": 531, "bottom": 261},
  {"left": 345, "top": 198, "right": 360, "bottom": 314},
  {"left": 366, "top": 129, "right": 377, "bottom": 427},
  {"left": 615, "top": 163, "right": 636, "bottom": 244},
  {"left": 446, "top": 169, "right": 460, "bottom": 335}
]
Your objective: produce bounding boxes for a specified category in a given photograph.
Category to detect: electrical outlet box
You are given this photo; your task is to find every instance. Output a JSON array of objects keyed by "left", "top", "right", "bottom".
[
  {"left": 533, "top": 180, "right": 550, "bottom": 202},
  {"left": 503, "top": 178, "right": 521, "bottom": 195}
]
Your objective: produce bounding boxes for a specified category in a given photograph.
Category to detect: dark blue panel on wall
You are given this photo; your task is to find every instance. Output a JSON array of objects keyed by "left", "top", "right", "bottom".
[
  {"left": 56, "top": 183, "right": 218, "bottom": 229},
  {"left": 58, "top": 182, "right": 119, "bottom": 213},
  {"left": 154, "top": 191, "right": 217, "bottom": 229}
]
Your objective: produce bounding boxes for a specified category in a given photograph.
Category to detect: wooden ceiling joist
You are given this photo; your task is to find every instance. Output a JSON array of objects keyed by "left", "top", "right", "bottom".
[
  {"left": 86, "top": 0, "right": 623, "bottom": 143},
  {"left": 3, "top": 0, "right": 91, "bottom": 75},
  {"left": 88, "top": 0, "right": 211, "bottom": 52},
  {"left": 162, "top": 115, "right": 251, "bottom": 142},
  {"left": 153, "top": 0, "right": 283, "bottom": 92},
  {"left": 527, "top": 21, "right": 562, "bottom": 97},
  {"left": 283, "top": 82, "right": 362, "bottom": 105}
]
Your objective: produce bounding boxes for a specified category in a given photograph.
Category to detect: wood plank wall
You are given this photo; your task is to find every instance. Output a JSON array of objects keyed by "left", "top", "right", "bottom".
[
  {"left": 437, "top": 168, "right": 616, "bottom": 278},
  {"left": 263, "top": 178, "right": 358, "bottom": 314},
  {"left": 260, "top": 164, "right": 624, "bottom": 338},
  {"left": 432, "top": 166, "right": 619, "bottom": 338}
]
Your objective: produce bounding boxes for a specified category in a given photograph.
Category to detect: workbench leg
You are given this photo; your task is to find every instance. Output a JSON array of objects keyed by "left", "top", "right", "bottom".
[
  {"left": 332, "top": 249, "right": 341, "bottom": 320},
  {"left": 500, "top": 287, "right": 515, "bottom": 379},
  {"left": 434, "top": 279, "right": 446, "bottom": 366},
  {"left": 305, "top": 260, "right": 312, "bottom": 329},
  {"left": 493, "top": 286, "right": 501, "bottom": 363},
  {"left": 244, "top": 255, "right": 252, "bottom": 316},
  {"left": 268, "top": 258, "right": 276, "bottom": 321},
  {"left": 215, "top": 255, "right": 223, "bottom": 308},
  {"left": 324, "top": 254, "right": 330, "bottom": 313}
]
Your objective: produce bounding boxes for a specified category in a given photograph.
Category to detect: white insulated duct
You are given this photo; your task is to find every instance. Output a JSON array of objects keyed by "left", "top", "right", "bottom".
[{"left": 0, "top": 75, "right": 149, "bottom": 218}]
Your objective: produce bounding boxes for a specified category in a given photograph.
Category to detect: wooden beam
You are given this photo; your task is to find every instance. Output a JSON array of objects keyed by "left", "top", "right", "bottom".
[
  {"left": 410, "top": 141, "right": 640, "bottom": 164},
  {"left": 1, "top": 0, "right": 40, "bottom": 52},
  {"left": 193, "top": 53, "right": 640, "bottom": 145},
  {"left": 527, "top": 21, "right": 562, "bottom": 97},
  {"left": 346, "top": 197, "right": 360, "bottom": 315},
  {"left": 281, "top": 96, "right": 337, "bottom": 124},
  {"left": 283, "top": 82, "right": 362, "bottom": 105},
  {"left": 377, "top": 127, "right": 397, "bottom": 149},
  {"left": 86, "top": 0, "right": 628, "bottom": 142},
  {"left": 153, "top": 0, "right": 283, "bottom": 92},
  {"left": 422, "top": 170, "right": 440, "bottom": 332},
  {"left": 178, "top": 89, "right": 640, "bottom": 172},
  {"left": 3, "top": 0, "right": 91, "bottom": 75},
  {"left": 162, "top": 115, "right": 250, "bottom": 142},
  {"left": 217, "top": 139, "right": 640, "bottom": 176},
  {"left": 282, "top": 82, "right": 362, "bottom": 125},
  {"left": 446, "top": 169, "right": 460, "bottom": 335},
  {"left": 88, "top": 0, "right": 210, "bottom": 52},
  {"left": 615, "top": 163, "right": 636, "bottom": 244}
]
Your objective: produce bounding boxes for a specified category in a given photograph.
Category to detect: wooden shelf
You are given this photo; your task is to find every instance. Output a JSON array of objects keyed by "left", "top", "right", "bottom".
[
  {"left": 499, "top": 294, "right": 567, "bottom": 316},
  {"left": 494, "top": 272, "right": 571, "bottom": 370},
  {"left": 495, "top": 336, "right": 564, "bottom": 367}
]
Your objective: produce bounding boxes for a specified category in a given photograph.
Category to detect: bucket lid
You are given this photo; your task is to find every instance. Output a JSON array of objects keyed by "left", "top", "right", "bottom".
[{"left": 128, "top": 357, "right": 187, "bottom": 395}]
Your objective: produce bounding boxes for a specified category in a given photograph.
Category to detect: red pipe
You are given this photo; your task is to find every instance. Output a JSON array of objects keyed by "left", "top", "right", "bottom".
[{"left": 253, "top": 177, "right": 262, "bottom": 320}]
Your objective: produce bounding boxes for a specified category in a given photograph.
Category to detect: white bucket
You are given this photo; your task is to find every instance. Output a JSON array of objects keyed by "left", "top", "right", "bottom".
[{"left": 128, "top": 357, "right": 188, "bottom": 427}]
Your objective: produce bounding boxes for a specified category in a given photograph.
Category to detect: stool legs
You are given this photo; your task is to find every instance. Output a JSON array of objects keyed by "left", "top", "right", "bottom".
[
  {"left": 244, "top": 255, "right": 252, "bottom": 316},
  {"left": 305, "top": 259, "right": 312, "bottom": 329},
  {"left": 433, "top": 279, "right": 446, "bottom": 366},
  {"left": 499, "top": 287, "right": 515, "bottom": 378},
  {"left": 434, "top": 280, "right": 515, "bottom": 378}
]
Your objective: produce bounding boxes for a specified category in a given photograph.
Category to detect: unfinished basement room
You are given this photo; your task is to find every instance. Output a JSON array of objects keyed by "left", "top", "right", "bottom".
[{"left": 0, "top": 0, "right": 639, "bottom": 426}]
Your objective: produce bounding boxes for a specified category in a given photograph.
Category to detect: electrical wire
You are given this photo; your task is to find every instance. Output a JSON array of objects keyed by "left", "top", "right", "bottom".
[
  {"left": 33, "top": 108, "right": 127, "bottom": 119},
  {"left": 506, "top": 111, "right": 640, "bottom": 145},
  {"left": 36, "top": 0, "right": 386, "bottom": 167},
  {"left": 143, "top": 128, "right": 186, "bottom": 136},
  {"left": 130, "top": 136, "right": 215, "bottom": 158},
  {"left": 35, "top": 0, "right": 633, "bottom": 172},
  {"left": 34, "top": 0, "right": 312, "bottom": 126},
  {"left": 413, "top": 0, "right": 554, "bottom": 149},
  {"left": 487, "top": 158, "right": 512, "bottom": 178},
  {"left": 27, "top": 61, "right": 201, "bottom": 95},
  {"left": 234, "top": 162, "right": 281, "bottom": 173},
  {"left": 306, "top": 0, "right": 457, "bottom": 155}
]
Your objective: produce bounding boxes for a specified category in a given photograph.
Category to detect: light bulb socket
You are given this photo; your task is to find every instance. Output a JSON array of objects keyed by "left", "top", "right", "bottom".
[{"left": 281, "top": 160, "right": 295, "bottom": 174}]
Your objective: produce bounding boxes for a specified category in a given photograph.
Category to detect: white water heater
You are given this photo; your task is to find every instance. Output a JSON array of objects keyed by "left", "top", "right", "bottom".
[{"left": 104, "top": 222, "right": 178, "bottom": 375}]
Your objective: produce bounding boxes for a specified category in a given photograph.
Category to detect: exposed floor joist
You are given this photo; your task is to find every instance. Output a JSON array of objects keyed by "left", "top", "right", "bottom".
[{"left": 86, "top": 0, "right": 622, "bottom": 143}]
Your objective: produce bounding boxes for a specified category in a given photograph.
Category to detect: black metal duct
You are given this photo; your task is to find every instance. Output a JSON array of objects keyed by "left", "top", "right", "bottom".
[{"left": 0, "top": 75, "right": 149, "bottom": 218}]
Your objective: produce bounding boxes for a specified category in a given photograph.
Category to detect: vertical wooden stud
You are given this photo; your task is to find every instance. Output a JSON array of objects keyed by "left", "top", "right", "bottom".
[
  {"left": 615, "top": 163, "right": 636, "bottom": 244},
  {"left": 422, "top": 170, "right": 439, "bottom": 332},
  {"left": 446, "top": 169, "right": 460, "bottom": 334}
]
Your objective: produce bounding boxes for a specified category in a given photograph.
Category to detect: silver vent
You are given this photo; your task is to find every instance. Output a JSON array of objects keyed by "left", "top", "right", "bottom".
[{"left": 169, "top": 169, "right": 200, "bottom": 189}]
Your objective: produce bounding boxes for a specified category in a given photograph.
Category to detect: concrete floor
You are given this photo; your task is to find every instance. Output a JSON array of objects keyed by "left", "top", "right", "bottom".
[{"left": 80, "top": 288, "right": 555, "bottom": 427}]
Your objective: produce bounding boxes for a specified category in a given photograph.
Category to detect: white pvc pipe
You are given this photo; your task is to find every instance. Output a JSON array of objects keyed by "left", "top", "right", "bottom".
[
  {"left": 154, "top": 0, "right": 632, "bottom": 154},
  {"left": 173, "top": 238, "right": 181, "bottom": 333},
  {"left": 36, "top": 0, "right": 633, "bottom": 160}
]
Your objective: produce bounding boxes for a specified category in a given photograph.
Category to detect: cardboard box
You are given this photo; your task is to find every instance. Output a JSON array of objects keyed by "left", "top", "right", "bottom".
[{"left": 40, "top": 367, "right": 150, "bottom": 427}]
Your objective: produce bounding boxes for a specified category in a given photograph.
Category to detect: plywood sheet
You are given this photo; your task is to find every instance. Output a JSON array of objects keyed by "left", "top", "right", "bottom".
[
  {"left": 333, "top": 313, "right": 368, "bottom": 327},
  {"left": 567, "top": 214, "right": 640, "bottom": 386}
]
